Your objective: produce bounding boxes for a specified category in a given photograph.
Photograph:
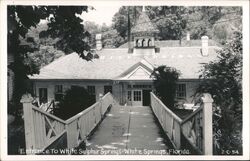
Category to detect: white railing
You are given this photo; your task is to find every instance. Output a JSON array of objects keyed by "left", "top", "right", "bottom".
[
  {"left": 150, "top": 93, "right": 182, "bottom": 149},
  {"left": 21, "top": 92, "right": 114, "bottom": 154},
  {"left": 181, "top": 94, "right": 213, "bottom": 155},
  {"left": 150, "top": 92, "right": 213, "bottom": 155}
]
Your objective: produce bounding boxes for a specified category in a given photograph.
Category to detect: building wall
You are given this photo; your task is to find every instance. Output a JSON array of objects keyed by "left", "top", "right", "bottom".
[
  {"left": 178, "top": 80, "right": 200, "bottom": 103},
  {"left": 33, "top": 80, "right": 113, "bottom": 102},
  {"left": 32, "top": 79, "right": 200, "bottom": 105}
]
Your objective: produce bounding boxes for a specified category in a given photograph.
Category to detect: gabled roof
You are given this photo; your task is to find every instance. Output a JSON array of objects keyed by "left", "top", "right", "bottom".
[
  {"left": 131, "top": 11, "right": 159, "bottom": 34},
  {"left": 115, "top": 59, "right": 154, "bottom": 81},
  {"left": 29, "top": 46, "right": 220, "bottom": 80}
]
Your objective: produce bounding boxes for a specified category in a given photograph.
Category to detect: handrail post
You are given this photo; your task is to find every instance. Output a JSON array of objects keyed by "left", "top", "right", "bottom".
[
  {"left": 201, "top": 93, "right": 213, "bottom": 155},
  {"left": 20, "top": 93, "right": 36, "bottom": 154},
  {"left": 99, "top": 93, "right": 103, "bottom": 117}
]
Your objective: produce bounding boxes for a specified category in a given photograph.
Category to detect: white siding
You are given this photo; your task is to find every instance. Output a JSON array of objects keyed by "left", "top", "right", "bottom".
[{"left": 34, "top": 80, "right": 112, "bottom": 103}]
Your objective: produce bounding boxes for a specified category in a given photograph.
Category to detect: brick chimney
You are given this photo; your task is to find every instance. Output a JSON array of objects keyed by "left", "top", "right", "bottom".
[
  {"left": 201, "top": 36, "right": 209, "bottom": 56},
  {"left": 96, "top": 34, "right": 102, "bottom": 50}
]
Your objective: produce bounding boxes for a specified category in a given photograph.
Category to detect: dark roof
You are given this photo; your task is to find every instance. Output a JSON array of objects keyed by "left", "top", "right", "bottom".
[
  {"left": 29, "top": 46, "right": 220, "bottom": 80},
  {"left": 131, "top": 11, "right": 159, "bottom": 34},
  {"left": 119, "top": 40, "right": 220, "bottom": 48}
]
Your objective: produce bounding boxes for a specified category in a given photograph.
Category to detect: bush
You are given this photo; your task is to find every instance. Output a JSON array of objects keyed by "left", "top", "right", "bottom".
[
  {"left": 196, "top": 30, "right": 242, "bottom": 154},
  {"left": 151, "top": 65, "right": 180, "bottom": 109},
  {"left": 53, "top": 86, "right": 95, "bottom": 120}
]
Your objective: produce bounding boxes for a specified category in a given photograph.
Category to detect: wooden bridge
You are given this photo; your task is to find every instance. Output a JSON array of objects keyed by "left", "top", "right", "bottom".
[{"left": 21, "top": 92, "right": 213, "bottom": 155}]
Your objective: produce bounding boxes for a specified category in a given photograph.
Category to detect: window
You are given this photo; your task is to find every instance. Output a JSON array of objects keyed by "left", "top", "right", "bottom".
[
  {"left": 55, "top": 85, "right": 63, "bottom": 101},
  {"left": 104, "top": 86, "right": 112, "bottom": 94},
  {"left": 87, "top": 86, "right": 95, "bottom": 95},
  {"left": 176, "top": 84, "right": 186, "bottom": 99},
  {"left": 133, "top": 91, "right": 141, "bottom": 101},
  {"left": 87, "top": 86, "right": 96, "bottom": 102},
  {"left": 39, "top": 88, "right": 48, "bottom": 104},
  {"left": 127, "top": 91, "right": 132, "bottom": 101}
]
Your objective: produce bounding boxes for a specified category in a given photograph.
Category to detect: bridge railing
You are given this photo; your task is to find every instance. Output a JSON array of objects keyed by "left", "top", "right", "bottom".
[
  {"left": 150, "top": 92, "right": 213, "bottom": 155},
  {"left": 150, "top": 93, "right": 182, "bottom": 149},
  {"left": 21, "top": 92, "right": 114, "bottom": 154},
  {"left": 181, "top": 94, "right": 213, "bottom": 155}
]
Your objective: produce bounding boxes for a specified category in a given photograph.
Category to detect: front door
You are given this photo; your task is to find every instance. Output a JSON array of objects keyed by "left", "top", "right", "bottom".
[
  {"left": 143, "top": 90, "right": 151, "bottom": 106},
  {"left": 132, "top": 90, "right": 142, "bottom": 106}
]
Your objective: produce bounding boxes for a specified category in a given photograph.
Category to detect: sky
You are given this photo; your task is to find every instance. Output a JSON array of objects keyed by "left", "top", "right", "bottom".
[{"left": 80, "top": 6, "right": 121, "bottom": 26}]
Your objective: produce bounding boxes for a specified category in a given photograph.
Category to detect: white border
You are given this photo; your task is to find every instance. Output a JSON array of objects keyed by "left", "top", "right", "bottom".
[{"left": 1, "top": 0, "right": 249, "bottom": 160}]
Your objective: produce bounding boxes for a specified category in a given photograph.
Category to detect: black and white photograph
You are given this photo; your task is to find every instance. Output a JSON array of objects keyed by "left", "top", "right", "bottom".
[{"left": 1, "top": 0, "right": 249, "bottom": 160}]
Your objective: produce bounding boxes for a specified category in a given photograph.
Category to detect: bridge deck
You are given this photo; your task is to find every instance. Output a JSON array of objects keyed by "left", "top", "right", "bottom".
[{"left": 85, "top": 106, "right": 172, "bottom": 155}]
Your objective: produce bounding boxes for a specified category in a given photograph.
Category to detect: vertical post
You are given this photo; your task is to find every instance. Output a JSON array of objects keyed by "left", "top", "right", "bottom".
[
  {"left": 99, "top": 93, "right": 103, "bottom": 117},
  {"left": 65, "top": 123, "right": 71, "bottom": 149},
  {"left": 201, "top": 93, "right": 213, "bottom": 155},
  {"left": 20, "top": 93, "right": 35, "bottom": 154},
  {"left": 127, "top": 6, "right": 131, "bottom": 52}
]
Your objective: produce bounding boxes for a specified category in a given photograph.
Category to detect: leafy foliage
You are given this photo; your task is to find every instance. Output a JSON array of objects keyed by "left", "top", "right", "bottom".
[
  {"left": 196, "top": 30, "right": 242, "bottom": 154},
  {"left": 84, "top": 21, "right": 125, "bottom": 48},
  {"left": 112, "top": 6, "right": 142, "bottom": 39},
  {"left": 53, "top": 86, "right": 95, "bottom": 120},
  {"left": 151, "top": 66, "right": 180, "bottom": 109},
  {"left": 147, "top": 6, "right": 188, "bottom": 41},
  {"left": 110, "top": 6, "right": 241, "bottom": 46},
  {"left": 8, "top": 6, "right": 92, "bottom": 116}
]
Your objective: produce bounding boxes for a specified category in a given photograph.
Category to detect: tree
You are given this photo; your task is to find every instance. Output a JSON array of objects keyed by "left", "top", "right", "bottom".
[
  {"left": 195, "top": 30, "right": 242, "bottom": 154},
  {"left": 112, "top": 6, "right": 142, "bottom": 39},
  {"left": 186, "top": 6, "right": 242, "bottom": 41},
  {"left": 8, "top": 6, "right": 93, "bottom": 116},
  {"left": 151, "top": 66, "right": 180, "bottom": 109},
  {"left": 53, "top": 86, "right": 95, "bottom": 120},
  {"left": 24, "top": 23, "right": 65, "bottom": 69},
  {"left": 84, "top": 21, "right": 125, "bottom": 48},
  {"left": 147, "top": 6, "right": 188, "bottom": 42}
]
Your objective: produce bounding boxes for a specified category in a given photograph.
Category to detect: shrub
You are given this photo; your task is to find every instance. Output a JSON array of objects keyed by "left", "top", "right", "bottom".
[
  {"left": 53, "top": 86, "right": 95, "bottom": 120},
  {"left": 151, "top": 65, "right": 180, "bottom": 110}
]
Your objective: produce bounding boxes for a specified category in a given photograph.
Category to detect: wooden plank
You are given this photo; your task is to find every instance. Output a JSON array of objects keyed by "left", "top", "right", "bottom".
[
  {"left": 151, "top": 93, "right": 182, "bottom": 123},
  {"left": 32, "top": 106, "right": 66, "bottom": 124},
  {"left": 37, "top": 112, "right": 42, "bottom": 148},
  {"left": 66, "top": 102, "right": 99, "bottom": 124},
  {"left": 33, "top": 111, "right": 39, "bottom": 148},
  {"left": 40, "top": 130, "right": 67, "bottom": 153},
  {"left": 66, "top": 121, "right": 78, "bottom": 149},
  {"left": 41, "top": 114, "right": 46, "bottom": 147},
  {"left": 174, "top": 121, "right": 181, "bottom": 149},
  {"left": 181, "top": 106, "right": 203, "bottom": 124}
]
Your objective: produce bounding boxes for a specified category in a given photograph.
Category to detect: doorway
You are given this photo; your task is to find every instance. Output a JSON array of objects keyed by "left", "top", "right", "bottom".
[
  {"left": 132, "top": 90, "right": 142, "bottom": 106},
  {"left": 143, "top": 90, "right": 151, "bottom": 106}
]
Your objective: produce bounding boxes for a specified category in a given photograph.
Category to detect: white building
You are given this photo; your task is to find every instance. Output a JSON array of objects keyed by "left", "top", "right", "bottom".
[{"left": 29, "top": 10, "right": 219, "bottom": 107}]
